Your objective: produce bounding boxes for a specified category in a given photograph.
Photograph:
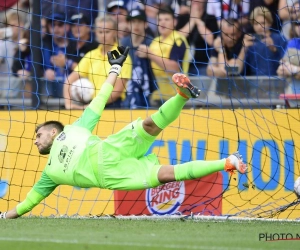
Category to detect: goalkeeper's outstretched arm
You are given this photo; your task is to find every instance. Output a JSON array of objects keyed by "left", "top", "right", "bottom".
[
  {"left": 1, "top": 190, "right": 46, "bottom": 219},
  {"left": 0, "top": 189, "right": 46, "bottom": 219},
  {"left": 1, "top": 171, "right": 58, "bottom": 219}
]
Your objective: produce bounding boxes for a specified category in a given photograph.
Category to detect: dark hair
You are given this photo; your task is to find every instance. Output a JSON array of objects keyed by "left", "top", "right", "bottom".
[
  {"left": 158, "top": 6, "right": 175, "bottom": 17},
  {"left": 35, "top": 121, "right": 64, "bottom": 133},
  {"left": 220, "top": 18, "right": 242, "bottom": 35},
  {"left": 221, "top": 18, "right": 240, "bottom": 29}
]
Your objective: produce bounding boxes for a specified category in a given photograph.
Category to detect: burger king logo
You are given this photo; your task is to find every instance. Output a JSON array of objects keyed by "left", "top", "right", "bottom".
[{"left": 146, "top": 181, "right": 185, "bottom": 215}]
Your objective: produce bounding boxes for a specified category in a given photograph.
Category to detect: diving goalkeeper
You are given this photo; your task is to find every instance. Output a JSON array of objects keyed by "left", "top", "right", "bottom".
[{"left": 0, "top": 46, "right": 247, "bottom": 219}]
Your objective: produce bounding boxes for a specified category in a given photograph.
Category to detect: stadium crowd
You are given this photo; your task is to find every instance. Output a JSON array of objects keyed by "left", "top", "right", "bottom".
[{"left": 0, "top": 0, "right": 300, "bottom": 108}]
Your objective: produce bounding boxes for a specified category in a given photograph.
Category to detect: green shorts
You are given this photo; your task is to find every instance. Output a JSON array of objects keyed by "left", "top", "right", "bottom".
[{"left": 98, "top": 118, "right": 162, "bottom": 190}]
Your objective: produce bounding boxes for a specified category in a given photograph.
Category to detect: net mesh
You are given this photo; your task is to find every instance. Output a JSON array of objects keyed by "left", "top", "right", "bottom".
[{"left": 0, "top": 1, "right": 300, "bottom": 220}]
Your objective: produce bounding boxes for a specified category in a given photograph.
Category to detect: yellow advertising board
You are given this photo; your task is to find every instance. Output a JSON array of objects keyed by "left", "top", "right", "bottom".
[{"left": 0, "top": 109, "right": 299, "bottom": 219}]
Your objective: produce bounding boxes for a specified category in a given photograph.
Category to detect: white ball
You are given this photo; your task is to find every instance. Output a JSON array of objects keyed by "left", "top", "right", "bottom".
[
  {"left": 70, "top": 78, "right": 95, "bottom": 104},
  {"left": 294, "top": 177, "right": 300, "bottom": 197}
]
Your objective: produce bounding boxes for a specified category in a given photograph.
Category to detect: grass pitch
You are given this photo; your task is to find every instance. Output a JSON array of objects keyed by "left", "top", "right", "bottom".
[{"left": 0, "top": 218, "right": 299, "bottom": 250}]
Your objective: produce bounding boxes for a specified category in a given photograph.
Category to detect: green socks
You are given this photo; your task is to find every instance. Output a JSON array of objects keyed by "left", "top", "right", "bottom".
[
  {"left": 174, "top": 159, "right": 226, "bottom": 181},
  {"left": 151, "top": 94, "right": 187, "bottom": 129}
]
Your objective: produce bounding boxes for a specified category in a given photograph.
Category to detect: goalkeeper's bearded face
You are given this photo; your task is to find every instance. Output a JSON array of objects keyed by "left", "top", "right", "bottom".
[{"left": 34, "top": 126, "right": 54, "bottom": 155}]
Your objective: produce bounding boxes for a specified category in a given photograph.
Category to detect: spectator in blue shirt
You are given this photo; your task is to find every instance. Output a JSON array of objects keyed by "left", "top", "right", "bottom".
[
  {"left": 52, "top": 13, "right": 99, "bottom": 76},
  {"left": 42, "top": 13, "right": 70, "bottom": 98},
  {"left": 277, "top": 1, "right": 300, "bottom": 95},
  {"left": 41, "top": 0, "right": 98, "bottom": 27},
  {"left": 245, "top": 6, "right": 286, "bottom": 76},
  {"left": 120, "top": 8, "right": 156, "bottom": 108}
]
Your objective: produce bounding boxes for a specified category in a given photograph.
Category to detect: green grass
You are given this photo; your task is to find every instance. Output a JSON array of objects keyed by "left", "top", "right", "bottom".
[{"left": 0, "top": 218, "right": 300, "bottom": 250}]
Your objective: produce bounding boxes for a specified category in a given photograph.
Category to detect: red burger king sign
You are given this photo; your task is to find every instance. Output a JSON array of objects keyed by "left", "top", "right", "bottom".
[
  {"left": 146, "top": 181, "right": 185, "bottom": 214},
  {"left": 114, "top": 173, "right": 223, "bottom": 216}
]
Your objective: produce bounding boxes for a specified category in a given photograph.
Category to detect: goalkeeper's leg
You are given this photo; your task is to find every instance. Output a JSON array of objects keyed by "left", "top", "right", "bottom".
[
  {"left": 144, "top": 73, "right": 200, "bottom": 136},
  {"left": 156, "top": 152, "right": 247, "bottom": 185}
]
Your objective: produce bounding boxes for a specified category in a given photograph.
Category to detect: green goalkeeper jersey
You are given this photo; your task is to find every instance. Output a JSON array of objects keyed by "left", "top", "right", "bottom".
[
  {"left": 36, "top": 108, "right": 101, "bottom": 187},
  {"left": 44, "top": 124, "right": 100, "bottom": 188}
]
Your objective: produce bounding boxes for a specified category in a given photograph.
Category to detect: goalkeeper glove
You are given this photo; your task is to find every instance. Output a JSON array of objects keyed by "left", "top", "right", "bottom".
[
  {"left": 0, "top": 212, "right": 6, "bottom": 219},
  {"left": 107, "top": 46, "right": 130, "bottom": 76}
]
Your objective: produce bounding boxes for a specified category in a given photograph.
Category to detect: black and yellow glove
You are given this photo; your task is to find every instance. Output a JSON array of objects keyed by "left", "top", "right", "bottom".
[{"left": 107, "top": 46, "right": 130, "bottom": 75}]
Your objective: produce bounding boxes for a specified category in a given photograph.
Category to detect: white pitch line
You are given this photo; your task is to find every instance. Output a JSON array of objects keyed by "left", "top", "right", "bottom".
[{"left": 0, "top": 237, "right": 265, "bottom": 250}]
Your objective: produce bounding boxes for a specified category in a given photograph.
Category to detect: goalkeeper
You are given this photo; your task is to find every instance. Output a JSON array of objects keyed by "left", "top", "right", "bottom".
[{"left": 0, "top": 46, "right": 247, "bottom": 219}]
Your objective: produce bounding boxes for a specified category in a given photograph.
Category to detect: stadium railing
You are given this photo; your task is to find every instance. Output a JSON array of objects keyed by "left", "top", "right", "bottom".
[
  {"left": 0, "top": 76, "right": 289, "bottom": 109},
  {"left": 186, "top": 76, "right": 287, "bottom": 108}
]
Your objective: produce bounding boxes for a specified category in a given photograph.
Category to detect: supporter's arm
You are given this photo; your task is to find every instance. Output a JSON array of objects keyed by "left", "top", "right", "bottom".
[
  {"left": 278, "top": 0, "right": 292, "bottom": 21},
  {"left": 195, "top": 19, "right": 214, "bottom": 46},
  {"left": 136, "top": 44, "right": 180, "bottom": 72},
  {"left": 206, "top": 55, "right": 227, "bottom": 77},
  {"left": 179, "top": 18, "right": 214, "bottom": 47},
  {"left": 224, "top": 35, "right": 253, "bottom": 75},
  {"left": 137, "top": 38, "right": 187, "bottom": 73},
  {"left": 178, "top": 15, "right": 197, "bottom": 37},
  {"left": 277, "top": 60, "right": 300, "bottom": 79},
  {"left": 207, "top": 36, "right": 227, "bottom": 77}
]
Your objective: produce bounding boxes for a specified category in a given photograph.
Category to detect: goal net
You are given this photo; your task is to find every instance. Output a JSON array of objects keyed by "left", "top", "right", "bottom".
[{"left": 0, "top": 1, "right": 300, "bottom": 220}]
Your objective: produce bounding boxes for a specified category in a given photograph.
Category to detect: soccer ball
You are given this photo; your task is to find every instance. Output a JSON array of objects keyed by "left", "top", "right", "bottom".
[
  {"left": 294, "top": 177, "right": 300, "bottom": 197},
  {"left": 70, "top": 78, "right": 95, "bottom": 104}
]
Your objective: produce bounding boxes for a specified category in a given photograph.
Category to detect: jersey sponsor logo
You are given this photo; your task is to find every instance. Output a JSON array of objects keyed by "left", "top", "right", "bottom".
[
  {"left": 58, "top": 145, "right": 68, "bottom": 163},
  {"left": 145, "top": 181, "right": 185, "bottom": 215},
  {"left": 48, "top": 157, "right": 52, "bottom": 166},
  {"left": 56, "top": 132, "right": 66, "bottom": 141},
  {"left": 63, "top": 145, "right": 77, "bottom": 173}
]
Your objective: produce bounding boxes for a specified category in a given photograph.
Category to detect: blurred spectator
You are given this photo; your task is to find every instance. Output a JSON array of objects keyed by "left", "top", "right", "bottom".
[
  {"left": 41, "top": 0, "right": 98, "bottom": 27},
  {"left": 136, "top": 6, "right": 190, "bottom": 104},
  {"left": 11, "top": 29, "right": 32, "bottom": 98},
  {"left": 245, "top": 6, "right": 286, "bottom": 76},
  {"left": 0, "top": 11, "right": 25, "bottom": 98},
  {"left": 246, "top": 1, "right": 282, "bottom": 34},
  {"left": 107, "top": 0, "right": 131, "bottom": 39},
  {"left": 145, "top": 0, "right": 188, "bottom": 36},
  {"left": 279, "top": 0, "right": 299, "bottom": 39},
  {"left": 0, "top": 0, "right": 30, "bottom": 29},
  {"left": 206, "top": 0, "right": 250, "bottom": 28},
  {"left": 65, "top": 13, "right": 98, "bottom": 75},
  {"left": 41, "top": 17, "right": 52, "bottom": 45},
  {"left": 206, "top": 18, "right": 253, "bottom": 77},
  {"left": 42, "top": 12, "right": 70, "bottom": 98},
  {"left": 63, "top": 16, "right": 132, "bottom": 109},
  {"left": 277, "top": 1, "right": 300, "bottom": 94},
  {"left": 177, "top": 0, "right": 219, "bottom": 76},
  {"left": 121, "top": 0, "right": 145, "bottom": 11},
  {"left": 120, "top": 8, "right": 156, "bottom": 108},
  {"left": 10, "top": 17, "right": 53, "bottom": 99}
]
